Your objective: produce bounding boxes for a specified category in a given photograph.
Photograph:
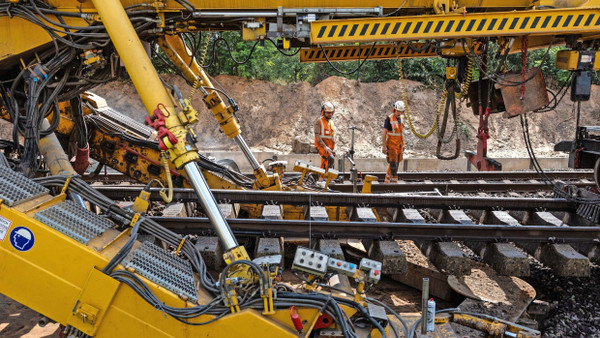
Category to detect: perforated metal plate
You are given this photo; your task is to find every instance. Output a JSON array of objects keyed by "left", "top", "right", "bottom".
[
  {"left": 0, "top": 166, "right": 49, "bottom": 206},
  {"left": 94, "top": 107, "right": 156, "bottom": 139},
  {"left": 123, "top": 242, "right": 198, "bottom": 303},
  {"left": 34, "top": 200, "right": 114, "bottom": 245}
]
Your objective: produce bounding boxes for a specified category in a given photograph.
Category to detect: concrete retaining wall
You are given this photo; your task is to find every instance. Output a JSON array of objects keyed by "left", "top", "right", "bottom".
[{"left": 201, "top": 151, "right": 569, "bottom": 172}]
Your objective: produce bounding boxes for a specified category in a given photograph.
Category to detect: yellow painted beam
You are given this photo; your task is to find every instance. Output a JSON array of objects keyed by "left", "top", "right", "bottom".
[
  {"left": 310, "top": 8, "right": 600, "bottom": 44},
  {"left": 46, "top": 0, "right": 535, "bottom": 10},
  {"left": 300, "top": 43, "right": 436, "bottom": 63},
  {"left": 299, "top": 36, "right": 560, "bottom": 63},
  {"left": 45, "top": 0, "right": 600, "bottom": 13},
  {"left": 299, "top": 42, "right": 485, "bottom": 62},
  {"left": 0, "top": 16, "right": 89, "bottom": 64}
]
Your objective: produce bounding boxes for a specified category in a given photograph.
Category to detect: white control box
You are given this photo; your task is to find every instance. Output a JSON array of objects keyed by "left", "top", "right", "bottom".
[
  {"left": 327, "top": 257, "right": 357, "bottom": 276},
  {"left": 292, "top": 247, "right": 329, "bottom": 276},
  {"left": 359, "top": 258, "right": 383, "bottom": 283}
]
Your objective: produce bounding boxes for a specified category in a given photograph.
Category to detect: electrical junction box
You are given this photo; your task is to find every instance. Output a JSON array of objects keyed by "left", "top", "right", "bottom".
[
  {"left": 327, "top": 257, "right": 357, "bottom": 276},
  {"left": 359, "top": 258, "right": 383, "bottom": 283},
  {"left": 242, "top": 19, "right": 266, "bottom": 40},
  {"left": 292, "top": 247, "right": 329, "bottom": 276},
  {"left": 571, "top": 71, "right": 592, "bottom": 101},
  {"left": 446, "top": 66, "right": 457, "bottom": 79},
  {"left": 556, "top": 50, "right": 600, "bottom": 71}
]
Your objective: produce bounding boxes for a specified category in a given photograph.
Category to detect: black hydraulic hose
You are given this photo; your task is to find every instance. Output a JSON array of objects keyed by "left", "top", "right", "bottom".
[
  {"left": 71, "top": 96, "right": 88, "bottom": 148},
  {"left": 319, "top": 42, "right": 376, "bottom": 75},
  {"left": 278, "top": 292, "right": 355, "bottom": 338},
  {"left": 102, "top": 217, "right": 143, "bottom": 274},
  {"left": 333, "top": 296, "right": 386, "bottom": 338}
]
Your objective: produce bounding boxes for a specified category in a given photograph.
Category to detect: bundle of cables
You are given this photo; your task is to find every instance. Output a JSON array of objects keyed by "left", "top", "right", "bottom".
[
  {"left": 33, "top": 175, "right": 388, "bottom": 334},
  {"left": 0, "top": 0, "right": 159, "bottom": 176}
]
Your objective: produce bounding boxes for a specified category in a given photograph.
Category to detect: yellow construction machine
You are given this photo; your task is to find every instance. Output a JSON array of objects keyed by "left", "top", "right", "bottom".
[{"left": 0, "top": 0, "right": 598, "bottom": 336}]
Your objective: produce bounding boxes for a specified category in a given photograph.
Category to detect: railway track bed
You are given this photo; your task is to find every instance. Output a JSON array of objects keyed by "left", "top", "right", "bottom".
[{"left": 87, "top": 170, "right": 600, "bottom": 336}]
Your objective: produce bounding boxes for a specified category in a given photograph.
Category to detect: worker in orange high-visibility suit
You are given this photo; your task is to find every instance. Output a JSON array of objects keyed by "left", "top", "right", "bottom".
[
  {"left": 314, "top": 101, "right": 336, "bottom": 171},
  {"left": 382, "top": 100, "right": 405, "bottom": 183}
]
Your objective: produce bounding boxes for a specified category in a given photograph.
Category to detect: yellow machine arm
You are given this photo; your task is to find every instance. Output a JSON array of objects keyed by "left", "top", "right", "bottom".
[
  {"left": 157, "top": 34, "right": 282, "bottom": 190},
  {"left": 81, "top": 0, "right": 248, "bottom": 268}
]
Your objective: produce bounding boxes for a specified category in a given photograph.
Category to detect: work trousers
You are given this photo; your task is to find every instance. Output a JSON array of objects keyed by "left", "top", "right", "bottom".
[{"left": 384, "top": 147, "right": 403, "bottom": 183}]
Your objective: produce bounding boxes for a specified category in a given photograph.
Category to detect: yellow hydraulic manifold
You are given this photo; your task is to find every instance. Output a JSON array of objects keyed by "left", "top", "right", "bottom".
[{"left": 158, "top": 34, "right": 282, "bottom": 190}]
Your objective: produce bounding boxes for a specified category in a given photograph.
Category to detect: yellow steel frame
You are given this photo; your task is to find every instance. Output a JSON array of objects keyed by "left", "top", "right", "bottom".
[
  {"left": 44, "top": 0, "right": 538, "bottom": 11},
  {"left": 0, "top": 193, "right": 324, "bottom": 336},
  {"left": 300, "top": 43, "right": 438, "bottom": 63},
  {"left": 298, "top": 36, "right": 560, "bottom": 63},
  {"left": 2, "top": 0, "right": 600, "bottom": 64},
  {"left": 165, "top": 0, "right": 534, "bottom": 9},
  {"left": 299, "top": 42, "right": 485, "bottom": 62},
  {"left": 310, "top": 8, "right": 600, "bottom": 44},
  {"left": 0, "top": 16, "right": 89, "bottom": 64},
  {"left": 2, "top": 1, "right": 581, "bottom": 335}
]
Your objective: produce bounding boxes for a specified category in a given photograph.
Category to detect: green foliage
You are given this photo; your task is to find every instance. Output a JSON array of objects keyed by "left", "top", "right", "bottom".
[
  {"left": 400, "top": 58, "right": 446, "bottom": 87},
  {"left": 203, "top": 32, "right": 316, "bottom": 83},
  {"left": 152, "top": 32, "right": 596, "bottom": 88},
  {"left": 457, "top": 120, "right": 476, "bottom": 141}
]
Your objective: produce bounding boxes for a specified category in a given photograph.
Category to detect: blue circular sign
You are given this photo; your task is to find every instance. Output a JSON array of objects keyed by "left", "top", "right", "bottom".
[{"left": 10, "top": 226, "right": 35, "bottom": 252}]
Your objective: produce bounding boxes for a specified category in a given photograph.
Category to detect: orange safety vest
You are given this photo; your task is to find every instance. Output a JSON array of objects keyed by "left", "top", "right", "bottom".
[
  {"left": 386, "top": 113, "right": 404, "bottom": 149},
  {"left": 315, "top": 116, "right": 335, "bottom": 151}
]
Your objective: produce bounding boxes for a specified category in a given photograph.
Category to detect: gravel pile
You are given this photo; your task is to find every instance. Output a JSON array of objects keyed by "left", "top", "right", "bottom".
[{"left": 525, "top": 263, "right": 600, "bottom": 337}]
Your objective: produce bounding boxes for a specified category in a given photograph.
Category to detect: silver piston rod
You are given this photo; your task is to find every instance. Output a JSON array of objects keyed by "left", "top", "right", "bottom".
[
  {"left": 191, "top": 7, "right": 383, "bottom": 18},
  {"left": 184, "top": 161, "right": 238, "bottom": 250},
  {"left": 234, "top": 135, "right": 261, "bottom": 171},
  {"left": 92, "top": 0, "right": 239, "bottom": 252}
]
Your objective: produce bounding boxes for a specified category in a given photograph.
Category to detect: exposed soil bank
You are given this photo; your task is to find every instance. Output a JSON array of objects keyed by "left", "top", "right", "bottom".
[{"left": 92, "top": 75, "right": 599, "bottom": 160}]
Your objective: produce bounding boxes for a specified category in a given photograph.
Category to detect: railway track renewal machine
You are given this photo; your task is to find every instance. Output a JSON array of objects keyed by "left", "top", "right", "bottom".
[{"left": 1, "top": 0, "right": 599, "bottom": 336}]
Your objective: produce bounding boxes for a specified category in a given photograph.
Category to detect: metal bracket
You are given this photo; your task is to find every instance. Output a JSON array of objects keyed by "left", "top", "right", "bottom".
[{"left": 66, "top": 268, "right": 120, "bottom": 336}]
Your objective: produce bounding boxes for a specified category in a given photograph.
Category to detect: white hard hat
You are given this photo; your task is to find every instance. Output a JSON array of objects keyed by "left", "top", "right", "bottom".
[
  {"left": 321, "top": 101, "right": 335, "bottom": 113},
  {"left": 393, "top": 100, "right": 405, "bottom": 112}
]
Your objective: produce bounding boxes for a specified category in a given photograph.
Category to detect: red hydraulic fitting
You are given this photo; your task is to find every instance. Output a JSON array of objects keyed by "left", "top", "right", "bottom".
[
  {"left": 70, "top": 144, "right": 90, "bottom": 175},
  {"left": 314, "top": 313, "right": 335, "bottom": 329},
  {"left": 290, "top": 306, "right": 304, "bottom": 331},
  {"left": 145, "top": 103, "right": 178, "bottom": 150}
]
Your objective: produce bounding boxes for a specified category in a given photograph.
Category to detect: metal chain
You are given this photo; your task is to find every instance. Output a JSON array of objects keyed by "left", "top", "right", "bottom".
[
  {"left": 520, "top": 35, "right": 528, "bottom": 100},
  {"left": 397, "top": 56, "right": 442, "bottom": 139}
]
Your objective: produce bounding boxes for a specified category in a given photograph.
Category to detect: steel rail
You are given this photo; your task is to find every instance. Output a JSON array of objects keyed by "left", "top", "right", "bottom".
[
  {"left": 331, "top": 181, "right": 593, "bottom": 193},
  {"left": 92, "top": 180, "right": 593, "bottom": 193},
  {"left": 85, "top": 170, "right": 594, "bottom": 183},
  {"left": 150, "top": 217, "right": 600, "bottom": 243},
  {"left": 334, "top": 170, "right": 594, "bottom": 181},
  {"left": 98, "top": 187, "right": 576, "bottom": 211}
]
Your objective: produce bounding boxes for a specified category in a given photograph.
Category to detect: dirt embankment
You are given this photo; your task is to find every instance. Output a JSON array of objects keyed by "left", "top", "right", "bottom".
[{"left": 92, "top": 75, "right": 599, "bottom": 159}]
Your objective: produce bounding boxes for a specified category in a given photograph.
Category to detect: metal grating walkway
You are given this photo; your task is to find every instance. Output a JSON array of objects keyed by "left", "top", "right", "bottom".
[
  {"left": 0, "top": 166, "right": 49, "bottom": 206},
  {"left": 123, "top": 242, "right": 198, "bottom": 303},
  {"left": 34, "top": 200, "right": 114, "bottom": 245}
]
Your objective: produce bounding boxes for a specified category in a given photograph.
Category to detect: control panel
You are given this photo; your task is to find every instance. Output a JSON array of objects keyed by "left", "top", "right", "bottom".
[
  {"left": 292, "top": 247, "right": 383, "bottom": 285},
  {"left": 359, "top": 258, "right": 382, "bottom": 283},
  {"left": 292, "top": 247, "right": 329, "bottom": 276},
  {"left": 327, "top": 257, "right": 357, "bottom": 276}
]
